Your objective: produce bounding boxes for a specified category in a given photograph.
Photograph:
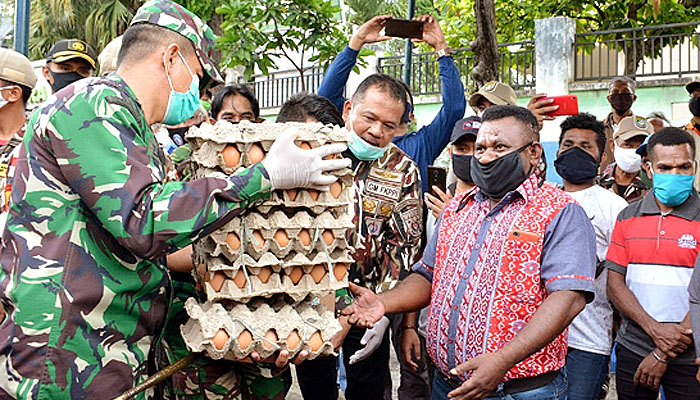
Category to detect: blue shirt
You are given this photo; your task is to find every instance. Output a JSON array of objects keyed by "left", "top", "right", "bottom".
[{"left": 317, "top": 46, "right": 466, "bottom": 194}]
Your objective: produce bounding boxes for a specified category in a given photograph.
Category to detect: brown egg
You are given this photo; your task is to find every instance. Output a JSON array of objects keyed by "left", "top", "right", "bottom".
[
  {"left": 273, "top": 230, "right": 289, "bottom": 248},
  {"left": 308, "top": 189, "right": 320, "bottom": 201},
  {"left": 252, "top": 230, "right": 265, "bottom": 249},
  {"left": 221, "top": 145, "right": 241, "bottom": 168},
  {"left": 257, "top": 266, "right": 272, "bottom": 283},
  {"left": 333, "top": 263, "right": 348, "bottom": 281},
  {"left": 208, "top": 271, "right": 227, "bottom": 292},
  {"left": 263, "top": 329, "right": 278, "bottom": 349},
  {"left": 286, "top": 330, "right": 301, "bottom": 351},
  {"left": 288, "top": 266, "right": 304, "bottom": 285},
  {"left": 237, "top": 329, "right": 253, "bottom": 350},
  {"left": 310, "top": 265, "right": 327, "bottom": 284},
  {"left": 298, "top": 141, "right": 312, "bottom": 150},
  {"left": 196, "top": 264, "right": 206, "bottom": 277},
  {"left": 298, "top": 229, "right": 311, "bottom": 246},
  {"left": 322, "top": 230, "right": 335, "bottom": 246},
  {"left": 213, "top": 329, "right": 229, "bottom": 350},
  {"left": 329, "top": 182, "right": 342, "bottom": 199},
  {"left": 226, "top": 232, "right": 241, "bottom": 251},
  {"left": 309, "top": 331, "right": 323, "bottom": 352},
  {"left": 247, "top": 143, "right": 265, "bottom": 163},
  {"left": 232, "top": 268, "right": 247, "bottom": 288},
  {"left": 286, "top": 189, "right": 298, "bottom": 201}
]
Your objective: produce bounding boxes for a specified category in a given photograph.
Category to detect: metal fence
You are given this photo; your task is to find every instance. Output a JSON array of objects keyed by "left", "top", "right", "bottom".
[
  {"left": 377, "top": 41, "right": 536, "bottom": 96},
  {"left": 239, "top": 67, "right": 325, "bottom": 109},
  {"left": 574, "top": 22, "right": 700, "bottom": 82}
]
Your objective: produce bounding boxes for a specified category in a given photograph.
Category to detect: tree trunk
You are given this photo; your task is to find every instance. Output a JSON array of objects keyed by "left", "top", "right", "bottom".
[{"left": 472, "top": 0, "right": 499, "bottom": 87}]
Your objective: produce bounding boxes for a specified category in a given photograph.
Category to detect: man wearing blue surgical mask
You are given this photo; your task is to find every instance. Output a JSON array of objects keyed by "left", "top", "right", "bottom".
[
  {"left": 332, "top": 73, "right": 423, "bottom": 400},
  {"left": 607, "top": 127, "right": 700, "bottom": 399}
]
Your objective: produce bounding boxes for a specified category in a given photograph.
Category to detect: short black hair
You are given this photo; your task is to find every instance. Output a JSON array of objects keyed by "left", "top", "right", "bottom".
[
  {"left": 118, "top": 24, "right": 195, "bottom": 67},
  {"left": 648, "top": 127, "right": 696, "bottom": 160},
  {"left": 210, "top": 84, "right": 260, "bottom": 120},
  {"left": 481, "top": 105, "right": 539, "bottom": 141},
  {"left": 276, "top": 92, "right": 344, "bottom": 126},
  {"left": 559, "top": 113, "right": 607, "bottom": 160},
  {"left": 0, "top": 78, "right": 32, "bottom": 105},
  {"left": 352, "top": 74, "right": 408, "bottom": 122}
]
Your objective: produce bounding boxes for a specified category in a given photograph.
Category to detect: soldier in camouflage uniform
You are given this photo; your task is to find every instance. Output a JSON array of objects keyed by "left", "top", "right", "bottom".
[{"left": 0, "top": 1, "right": 348, "bottom": 398}]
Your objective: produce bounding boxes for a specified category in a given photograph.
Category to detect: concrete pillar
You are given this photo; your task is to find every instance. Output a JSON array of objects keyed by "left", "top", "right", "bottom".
[{"left": 535, "top": 16, "right": 576, "bottom": 183}]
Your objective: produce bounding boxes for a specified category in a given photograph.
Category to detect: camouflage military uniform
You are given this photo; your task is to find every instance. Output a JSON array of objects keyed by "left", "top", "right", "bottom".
[
  {"left": 348, "top": 143, "right": 423, "bottom": 292},
  {"left": 0, "top": 71, "right": 271, "bottom": 398}
]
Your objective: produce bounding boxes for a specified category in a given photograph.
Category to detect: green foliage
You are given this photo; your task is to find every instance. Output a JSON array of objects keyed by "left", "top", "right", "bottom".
[{"left": 216, "top": 0, "right": 349, "bottom": 85}]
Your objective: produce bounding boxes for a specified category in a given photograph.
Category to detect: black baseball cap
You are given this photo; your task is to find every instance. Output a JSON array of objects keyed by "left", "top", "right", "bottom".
[
  {"left": 686, "top": 81, "right": 700, "bottom": 95},
  {"left": 46, "top": 39, "right": 97, "bottom": 70},
  {"left": 451, "top": 116, "right": 481, "bottom": 144}
]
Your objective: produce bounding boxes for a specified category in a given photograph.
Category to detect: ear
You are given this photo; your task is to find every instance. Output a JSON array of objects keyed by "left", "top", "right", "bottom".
[
  {"left": 41, "top": 66, "right": 53, "bottom": 83},
  {"left": 342, "top": 100, "right": 352, "bottom": 125},
  {"left": 163, "top": 43, "right": 180, "bottom": 67},
  {"left": 609, "top": 138, "right": 615, "bottom": 152},
  {"left": 600, "top": 151, "right": 607, "bottom": 165},
  {"left": 448, "top": 147, "right": 453, "bottom": 157},
  {"left": 529, "top": 142, "right": 544, "bottom": 165},
  {"left": 208, "top": 116, "right": 216, "bottom": 124}
]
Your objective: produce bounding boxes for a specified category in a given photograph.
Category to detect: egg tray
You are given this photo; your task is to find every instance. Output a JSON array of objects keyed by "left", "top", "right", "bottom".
[
  {"left": 181, "top": 297, "right": 341, "bottom": 361},
  {"left": 197, "top": 250, "right": 353, "bottom": 303},
  {"left": 205, "top": 210, "right": 354, "bottom": 261},
  {"left": 187, "top": 120, "right": 351, "bottom": 176}
]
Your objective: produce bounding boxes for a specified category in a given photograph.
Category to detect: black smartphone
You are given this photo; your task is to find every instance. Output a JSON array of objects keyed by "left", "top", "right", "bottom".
[
  {"left": 384, "top": 18, "right": 424, "bottom": 39},
  {"left": 427, "top": 166, "right": 447, "bottom": 194}
]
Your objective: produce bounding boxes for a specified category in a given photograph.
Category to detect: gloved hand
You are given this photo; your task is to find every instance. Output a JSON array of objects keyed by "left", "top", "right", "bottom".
[
  {"left": 348, "top": 316, "right": 391, "bottom": 364},
  {"left": 261, "top": 128, "right": 350, "bottom": 190}
]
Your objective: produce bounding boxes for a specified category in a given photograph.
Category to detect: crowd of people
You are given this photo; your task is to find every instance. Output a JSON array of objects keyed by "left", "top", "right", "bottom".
[{"left": 0, "top": 1, "right": 699, "bottom": 399}]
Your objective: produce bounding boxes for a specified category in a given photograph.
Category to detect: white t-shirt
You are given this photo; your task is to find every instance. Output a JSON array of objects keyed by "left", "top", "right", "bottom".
[{"left": 567, "top": 185, "right": 628, "bottom": 355}]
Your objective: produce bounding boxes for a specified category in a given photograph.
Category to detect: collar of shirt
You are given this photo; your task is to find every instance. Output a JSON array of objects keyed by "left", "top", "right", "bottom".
[{"left": 639, "top": 189, "right": 700, "bottom": 220}]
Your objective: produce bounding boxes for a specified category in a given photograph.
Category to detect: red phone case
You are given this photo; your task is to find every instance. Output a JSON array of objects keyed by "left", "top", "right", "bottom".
[{"left": 543, "top": 95, "right": 579, "bottom": 116}]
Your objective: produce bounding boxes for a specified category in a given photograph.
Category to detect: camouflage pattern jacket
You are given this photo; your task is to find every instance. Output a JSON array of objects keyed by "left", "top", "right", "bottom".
[
  {"left": 348, "top": 144, "right": 423, "bottom": 293},
  {"left": 0, "top": 75, "right": 271, "bottom": 399}
]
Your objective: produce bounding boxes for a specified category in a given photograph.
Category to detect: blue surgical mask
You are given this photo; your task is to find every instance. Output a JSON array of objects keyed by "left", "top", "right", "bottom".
[
  {"left": 162, "top": 51, "right": 200, "bottom": 125},
  {"left": 651, "top": 167, "right": 695, "bottom": 206},
  {"left": 347, "top": 111, "right": 389, "bottom": 161}
]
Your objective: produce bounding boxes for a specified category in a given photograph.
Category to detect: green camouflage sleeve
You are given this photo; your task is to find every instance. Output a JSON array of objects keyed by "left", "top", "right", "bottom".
[{"left": 41, "top": 85, "right": 271, "bottom": 259}]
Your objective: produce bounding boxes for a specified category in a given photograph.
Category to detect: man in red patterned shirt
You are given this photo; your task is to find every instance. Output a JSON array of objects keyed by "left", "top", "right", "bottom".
[{"left": 344, "top": 105, "right": 597, "bottom": 400}]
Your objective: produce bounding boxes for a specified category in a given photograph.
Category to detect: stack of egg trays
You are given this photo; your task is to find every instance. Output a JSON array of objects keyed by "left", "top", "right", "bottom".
[{"left": 183, "top": 120, "right": 354, "bottom": 361}]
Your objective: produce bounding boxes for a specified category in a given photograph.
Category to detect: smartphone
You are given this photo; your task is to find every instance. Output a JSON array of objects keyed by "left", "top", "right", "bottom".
[
  {"left": 427, "top": 166, "right": 447, "bottom": 194},
  {"left": 543, "top": 94, "right": 579, "bottom": 116},
  {"left": 384, "top": 18, "right": 424, "bottom": 39}
]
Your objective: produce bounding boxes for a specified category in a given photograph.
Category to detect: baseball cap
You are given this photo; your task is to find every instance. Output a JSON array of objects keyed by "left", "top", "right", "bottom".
[
  {"left": 469, "top": 81, "right": 517, "bottom": 108},
  {"left": 686, "top": 81, "right": 700, "bottom": 95},
  {"left": 130, "top": 0, "right": 224, "bottom": 88},
  {"left": 451, "top": 116, "right": 481, "bottom": 144},
  {"left": 636, "top": 133, "right": 652, "bottom": 156},
  {"left": 614, "top": 115, "right": 653, "bottom": 142},
  {"left": 0, "top": 48, "right": 36, "bottom": 89},
  {"left": 46, "top": 39, "right": 97, "bottom": 70}
]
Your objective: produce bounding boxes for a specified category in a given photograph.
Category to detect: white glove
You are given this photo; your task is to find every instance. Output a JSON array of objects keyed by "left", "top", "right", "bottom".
[
  {"left": 348, "top": 316, "right": 391, "bottom": 364},
  {"left": 261, "top": 128, "right": 351, "bottom": 190}
]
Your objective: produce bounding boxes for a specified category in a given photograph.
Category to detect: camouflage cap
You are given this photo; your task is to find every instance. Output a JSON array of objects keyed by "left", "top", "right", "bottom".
[{"left": 130, "top": 0, "right": 224, "bottom": 87}]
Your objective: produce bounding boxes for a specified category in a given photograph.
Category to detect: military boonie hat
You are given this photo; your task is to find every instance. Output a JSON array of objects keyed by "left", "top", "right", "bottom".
[
  {"left": 451, "top": 116, "right": 481, "bottom": 144},
  {"left": 130, "top": 0, "right": 224, "bottom": 87},
  {"left": 614, "top": 115, "right": 653, "bottom": 142},
  {"left": 46, "top": 39, "right": 97, "bottom": 70},
  {"left": 469, "top": 81, "right": 517, "bottom": 108},
  {"left": 0, "top": 48, "right": 37, "bottom": 89},
  {"left": 686, "top": 81, "right": 700, "bottom": 95}
]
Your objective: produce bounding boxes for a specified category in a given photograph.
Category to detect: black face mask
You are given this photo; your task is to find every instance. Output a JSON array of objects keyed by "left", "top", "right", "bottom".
[
  {"left": 470, "top": 142, "right": 533, "bottom": 199},
  {"left": 49, "top": 70, "right": 85, "bottom": 93},
  {"left": 554, "top": 147, "right": 599, "bottom": 184},
  {"left": 452, "top": 154, "right": 473, "bottom": 184},
  {"left": 690, "top": 95, "right": 700, "bottom": 117},
  {"left": 608, "top": 93, "right": 635, "bottom": 115}
]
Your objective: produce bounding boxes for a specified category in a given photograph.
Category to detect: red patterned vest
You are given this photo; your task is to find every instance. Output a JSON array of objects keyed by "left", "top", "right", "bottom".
[{"left": 427, "top": 174, "right": 576, "bottom": 380}]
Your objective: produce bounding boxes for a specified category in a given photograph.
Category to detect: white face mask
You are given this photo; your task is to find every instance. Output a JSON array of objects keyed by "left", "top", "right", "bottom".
[
  {"left": 0, "top": 86, "right": 16, "bottom": 111},
  {"left": 614, "top": 146, "right": 642, "bottom": 173}
]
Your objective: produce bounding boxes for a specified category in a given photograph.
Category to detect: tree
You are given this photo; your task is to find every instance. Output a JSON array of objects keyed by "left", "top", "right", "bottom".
[
  {"left": 471, "top": 0, "right": 498, "bottom": 86},
  {"left": 215, "top": 0, "right": 350, "bottom": 88}
]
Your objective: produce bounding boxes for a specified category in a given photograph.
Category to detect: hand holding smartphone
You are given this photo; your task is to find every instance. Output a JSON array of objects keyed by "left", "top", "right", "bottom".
[
  {"left": 384, "top": 18, "right": 424, "bottom": 39},
  {"left": 542, "top": 95, "right": 579, "bottom": 116},
  {"left": 427, "top": 166, "right": 447, "bottom": 195}
]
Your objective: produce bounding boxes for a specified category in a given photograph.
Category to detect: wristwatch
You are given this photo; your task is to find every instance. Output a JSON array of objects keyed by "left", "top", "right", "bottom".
[{"left": 435, "top": 47, "right": 453, "bottom": 58}]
